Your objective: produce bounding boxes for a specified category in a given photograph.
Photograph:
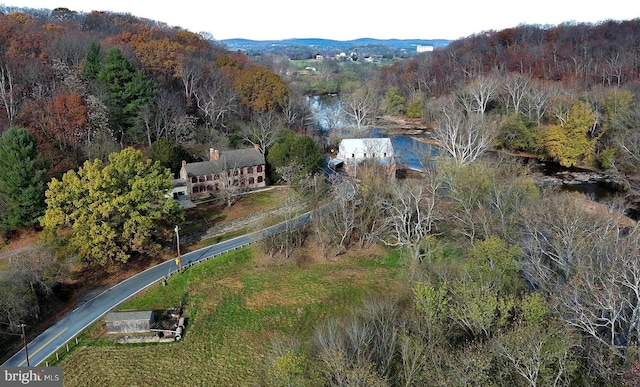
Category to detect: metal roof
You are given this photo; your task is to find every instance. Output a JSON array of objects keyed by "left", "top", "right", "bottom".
[{"left": 105, "top": 311, "right": 153, "bottom": 322}]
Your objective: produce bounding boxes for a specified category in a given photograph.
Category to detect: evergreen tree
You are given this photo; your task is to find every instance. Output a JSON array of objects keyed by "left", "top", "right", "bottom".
[
  {"left": 97, "top": 47, "right": 155, "bottom": 144},
  {"left": 266, "top": 131, "right": 323, "bottom": 182},
  {"left": 82, "top": 42, "right": 102, "bottom": 80},
  {"left": 41, "top": 147, "right": 182, "bottom": 269},
  {"left": 0, "top": 127, "right": 49, "bottom": 237}
]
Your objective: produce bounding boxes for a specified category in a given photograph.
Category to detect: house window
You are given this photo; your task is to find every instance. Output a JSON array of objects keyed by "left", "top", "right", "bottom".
[
  {"left": 247, "top": 166, "right": 253, "bottom": 174},
  {"left": 207, "top": 185, "right": 213, "bottom": 191},
  {"left": 257, "top": 176, "right": 263, "bottom": 183},
  {"left": 198, "top": 176, "right": 205, "bottom": 182},
  {"left": 248, "top": 177, "right": 255, "bottom": 185},
  {"left": 191, "top": 177, "right": 197, "bottom": 184},
  {"left": 257, "top": 165, "right": 263, "bottom": 172}
]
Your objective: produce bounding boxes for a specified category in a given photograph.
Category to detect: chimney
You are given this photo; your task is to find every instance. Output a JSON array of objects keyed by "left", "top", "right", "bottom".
[{"left": 210, "top": 148, "right": 219, "bottom": 161}]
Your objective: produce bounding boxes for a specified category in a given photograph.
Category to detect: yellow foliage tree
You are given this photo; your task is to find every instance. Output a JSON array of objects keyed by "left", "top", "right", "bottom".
[{"left": 541, "top": 100, "right": 597, "bottom": 167}]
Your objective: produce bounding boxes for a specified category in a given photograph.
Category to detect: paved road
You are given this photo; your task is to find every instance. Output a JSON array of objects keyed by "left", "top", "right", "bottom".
[{"left": 2, "top": 212, "right": 311, "bottom": 367}]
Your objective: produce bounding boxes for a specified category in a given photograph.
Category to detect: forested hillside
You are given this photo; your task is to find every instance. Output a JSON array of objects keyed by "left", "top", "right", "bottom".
[
  {"left": 0, "top": 6, "right": 302, "bottom": 178},
  {"left": 377, "top": 19, "right": 640, "bottom": 177}
]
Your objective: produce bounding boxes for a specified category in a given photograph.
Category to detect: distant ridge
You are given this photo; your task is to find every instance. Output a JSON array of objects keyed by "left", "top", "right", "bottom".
[{"left": 221, "top": 38, "right": 451, "bottom": 53}]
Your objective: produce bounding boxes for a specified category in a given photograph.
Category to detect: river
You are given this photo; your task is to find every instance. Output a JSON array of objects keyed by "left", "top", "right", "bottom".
[{"left": 309, "top": 94, "right": 624, "bottom": 202}]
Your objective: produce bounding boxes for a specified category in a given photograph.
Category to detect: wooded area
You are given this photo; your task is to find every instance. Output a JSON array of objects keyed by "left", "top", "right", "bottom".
[{"left": 2, "top": 5, "right": 640, "bottom": 385}]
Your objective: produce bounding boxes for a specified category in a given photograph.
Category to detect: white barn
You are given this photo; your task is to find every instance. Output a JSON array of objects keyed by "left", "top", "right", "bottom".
[{"left": 330, "top": 138, "right": 395, "bottom": 176}]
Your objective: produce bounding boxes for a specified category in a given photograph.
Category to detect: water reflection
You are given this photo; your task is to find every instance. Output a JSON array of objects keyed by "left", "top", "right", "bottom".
[{"left": 309, "top": 95, "right": 436, "bottom": 171}]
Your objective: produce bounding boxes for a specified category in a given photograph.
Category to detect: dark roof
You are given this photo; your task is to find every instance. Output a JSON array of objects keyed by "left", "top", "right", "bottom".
[{"left": 184, "top": 148, "right": 265, "bottom": 177}]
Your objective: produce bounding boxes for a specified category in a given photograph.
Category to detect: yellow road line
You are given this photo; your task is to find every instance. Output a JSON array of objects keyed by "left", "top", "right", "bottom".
[{"left": 19, "top": 327, "right": 69, "bottom": 366}]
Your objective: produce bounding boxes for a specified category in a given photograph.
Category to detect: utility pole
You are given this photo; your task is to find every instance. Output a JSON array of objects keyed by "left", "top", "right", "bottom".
[
  {"left": 175, "top": 225, "right": 182, "bottom": 273},
  {"left": 20, "top": 324, "right": 29, "bottom": 366}
]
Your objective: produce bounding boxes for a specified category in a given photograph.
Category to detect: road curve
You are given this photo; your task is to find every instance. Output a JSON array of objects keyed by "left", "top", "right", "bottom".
[{"left": 2, "top": 212, "right": 312, "bottom": 367}]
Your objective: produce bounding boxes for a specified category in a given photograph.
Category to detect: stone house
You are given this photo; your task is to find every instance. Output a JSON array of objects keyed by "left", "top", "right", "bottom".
[{"left": 179, "top": 147, "right": 266, "bottom": 199}]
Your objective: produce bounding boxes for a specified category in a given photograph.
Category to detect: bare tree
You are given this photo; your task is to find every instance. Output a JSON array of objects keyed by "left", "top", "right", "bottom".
[
  {"left": 139, "top": 89, "right": 194, "bottom": 146},
  {"left": 194, "top": 69, "right": 238, "bottom": 137},
  {"left": 523, "top": 80, "right": 552, "bottom": 125},
  {"left": 432, "top": 96, "right": 495, "bottom": 165},
  {"left": 0, "top": 62, "right": 18, "bottom": 125},
  {"left": 279, "top": 93, "right": 312, "bottom": 131},
  {"left": 312, "top": 174, "right": 357, "bottom": 257},
  {"left": 341, "top": 81, "right": 379, "bottom": 129},
  {"left": 178, "top": 56, "right": 204, "bottom": 107},
  {"left": 240, "top": 111, "right": 283, "bottom": 154},
  {"left": 0, "top": 243, "right": 66, "bottom": 329},
  {"left": 379, "top": 175, "right": 442, "bottom": 277},
  {"left": 502, "top": 73, "right": 531, "bottom": 115},
  {"left": 613, "top": 104, "right": 640, "bottom": 173},
  {"left": 458, "top": 74, "right": 499, "bottom": 115},
  {"left": 261, "top": 163, "right": 307, "bottom": 260},
  {"left": 520, "top": 191, "right": 640, "bottom": 370},
  {"left": 215, "top": 161, "right": 246, "bottom": 208}
]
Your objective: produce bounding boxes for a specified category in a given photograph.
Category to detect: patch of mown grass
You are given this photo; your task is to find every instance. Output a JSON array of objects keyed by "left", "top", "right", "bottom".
[
  {"left": 58, "top": 246, "right": 406, "bottom": 386},
  {"left": 359, "top": 248, "right": 403, "bottom": 269},
  {"left": 195, "top": 228, "right": 249, "bottom": 248}
]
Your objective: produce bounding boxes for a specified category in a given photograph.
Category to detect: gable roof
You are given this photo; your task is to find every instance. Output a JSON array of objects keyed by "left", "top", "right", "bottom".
[
  {"left": 338, "top": 138, "right": 394, "bottom": 157},
  {"left": 184, "top": 148, "right": 265, "bottom": 177}
]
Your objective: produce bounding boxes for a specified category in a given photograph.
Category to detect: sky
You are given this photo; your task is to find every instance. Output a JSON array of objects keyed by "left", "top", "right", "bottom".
[{"left": 6, "top": 1, "right": 640, "bottom": 41}]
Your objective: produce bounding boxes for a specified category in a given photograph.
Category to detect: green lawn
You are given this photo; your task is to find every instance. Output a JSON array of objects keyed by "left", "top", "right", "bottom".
[{"left": 57, "top": 245, "right": 407, "bottom": 386}]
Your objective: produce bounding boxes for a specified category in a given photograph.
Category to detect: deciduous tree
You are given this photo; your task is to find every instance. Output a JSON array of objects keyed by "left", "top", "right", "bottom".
[
  {"left": 540, "top": 100, "right": 597, "bottom": 167},
  {"left": 240, "top": 111, "right": 284, "bottom": 154},
  {"left": 234, "top": 65, "right": 288, "bottom": 113},
  {"left": 432, "top": 96, "right": 495, "bottom": 165},
  {"left": 379, "top": 174, "right": 442, "bottom": 276}
]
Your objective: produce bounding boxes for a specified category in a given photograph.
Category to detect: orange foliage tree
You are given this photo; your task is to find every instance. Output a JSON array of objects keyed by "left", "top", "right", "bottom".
[
  {"left": 234, "top": 66, "right": 289, "bottom": 113},
  {"left": 34, "top": 92, "right": 88, "bottom": 153}
]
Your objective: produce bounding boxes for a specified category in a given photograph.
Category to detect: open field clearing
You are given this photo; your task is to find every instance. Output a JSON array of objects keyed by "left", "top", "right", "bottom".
[{"left": 57, "top": 244, "right": 406, "bottom": 386}]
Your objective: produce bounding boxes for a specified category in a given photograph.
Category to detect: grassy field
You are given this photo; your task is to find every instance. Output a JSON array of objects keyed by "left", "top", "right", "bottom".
[{"left": 57, "top": 244, "right": 407, "bottom": 386}]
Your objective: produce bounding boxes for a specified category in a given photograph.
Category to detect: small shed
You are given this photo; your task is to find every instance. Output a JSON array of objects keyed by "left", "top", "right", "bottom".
[{"left": 105, "top": 311, "right": 155, "bottom": 334}]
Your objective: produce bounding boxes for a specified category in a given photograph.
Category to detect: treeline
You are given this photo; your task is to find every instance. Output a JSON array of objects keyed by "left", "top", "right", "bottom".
[{"left": 383, "top": 19, "right": 640, "bottom": 96}]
